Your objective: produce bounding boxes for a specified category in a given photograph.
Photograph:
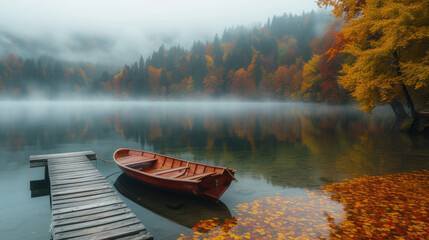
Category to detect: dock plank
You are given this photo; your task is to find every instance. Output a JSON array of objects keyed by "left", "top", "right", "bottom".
[
  {"left": 51, "top": 179, "right": 107, "bottom": 189},
  {"left": 64, "top": 223, "right": 150, "bottom": 240},
  {"left": 30, "top": 150, "right": 96, "bottom": 161},
  {"left": 116, "top": 232, "right": 154, "bottom": 240},
  {"left": 77, "top": 224, "right": 152, "bottom": 240},
  {"left": 52, "top": 196, "right": 121, "bottom": 210},
  {"left": 51, "top": 176, "right": 106, "bottom": 185},
  {"left": 48, "top": 163, "right": 93, "bottom": 169},
  {"left": 54, "top": 219, "right": 142, "bottom": 239},
  {"left": 52, "top": 189, "right": 116, "bottom": 201},
  {"left": 29, "top": 151, "right": 152, "bottom": 240},
  {"left": 54, "top": 212, "right": 137, "bottom": 233},
  {"left": 30, "top": 151, "right": 96, "bottom": 168},
  {"left": 51, "top": 184, "right": 113, "bottom": 196},
  {"left": 49, "top": 171, "right": 102, "bottom": 179},
  {"left": 52, "top": 192, "right": 117, "bottom": 205},
  {"left": 52, "top": 203, "right": 128, "bottom": 221},
  {"left": 54, "top": 208, "right": 132, "bottom": 227}
]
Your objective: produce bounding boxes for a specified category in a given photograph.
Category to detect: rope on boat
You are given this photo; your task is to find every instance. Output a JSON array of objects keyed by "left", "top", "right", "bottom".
[{"left": 96, "top": 155, "right": 115, "bottom": 162}]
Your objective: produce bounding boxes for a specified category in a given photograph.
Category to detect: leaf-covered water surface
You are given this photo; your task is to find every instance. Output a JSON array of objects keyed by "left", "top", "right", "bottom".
[
  {"left": 178, "top": 192, "right": 345, "bottom": 239},
  {"left": 178, "top": 170, "right": 429, "bottom": 239},
  {"left": 324, "top": 170, "right": 429, "bottom": 240}
]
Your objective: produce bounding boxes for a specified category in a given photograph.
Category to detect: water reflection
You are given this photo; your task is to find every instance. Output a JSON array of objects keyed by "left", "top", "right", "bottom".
[
  {"left": 178, "top": 191, "right": 345, "bottom": 239},
  {"left": 114, "top": 173, "right": 232, "bottom": 230},
  {"left": 1, "top": 102, "right": 428, "bottom": 240},
  {"left": 1, "top": 102, "right": 427, "bottom": 189}
]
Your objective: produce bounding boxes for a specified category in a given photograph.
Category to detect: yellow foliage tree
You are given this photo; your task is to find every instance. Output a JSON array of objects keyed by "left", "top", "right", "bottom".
[
  {"left": 318, "top": 0, "right": 429, "bottom": 119},
  {"left": 301, "top": 54, "right": 322, "bottom": 101},
  {"left": 205, "top": 55, "right": 214, "bottom": 72}
]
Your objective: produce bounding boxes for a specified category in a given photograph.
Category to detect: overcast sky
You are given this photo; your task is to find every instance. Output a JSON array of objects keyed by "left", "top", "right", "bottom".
[{"left": 0, "top": 0, "right": 322, "bottom": 65}]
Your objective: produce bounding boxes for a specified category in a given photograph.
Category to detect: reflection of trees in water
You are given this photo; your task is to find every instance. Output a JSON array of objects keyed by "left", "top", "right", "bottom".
[
  {"left": 0, "top": 114, "right": 108, "bottom": 152},
  {"left": 1, "top": 104, "right": 426, "bottom": 188},
  {"left": 107, "top": 105, "right": 426, "bottom": 188}
]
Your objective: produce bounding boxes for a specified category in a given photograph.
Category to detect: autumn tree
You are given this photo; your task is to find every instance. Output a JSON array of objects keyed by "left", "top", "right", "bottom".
[
  {"left": 318, "top": 0, "right": 429, "bottom": 130},
  {"left": 147, "top": 65, "right": 162, "bottom": 97},
  {"left": 311, "top": 21, "right": 347, "bottom": 103},
  {"left": 273, "top": 66, "right": 288, "bottom": 97},
  {"left": 283, "top": 64, "right": 299, "bottom": 99},
  {"left": 259, "top": 72, "right": 274, "bottom": 97},
  {"left": 247, "top": 51, "right": 263, "bottom": 87},
  {"left": 203, "top": 73, "right": 224, "bottom": 96},
  {"left": 231, "top": 68, "right": 255, "bottom": 97},
  {"left": 180, "top": 76, "right": 194, "bottom": 96},
  {"left": 301, "top": 55, "right": 322, "bottom": 101}
]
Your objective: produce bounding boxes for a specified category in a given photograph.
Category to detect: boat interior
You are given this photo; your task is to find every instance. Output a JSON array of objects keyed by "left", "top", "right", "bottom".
[{"left": 116, "top": 150, "right": 228, "bottom": 181}]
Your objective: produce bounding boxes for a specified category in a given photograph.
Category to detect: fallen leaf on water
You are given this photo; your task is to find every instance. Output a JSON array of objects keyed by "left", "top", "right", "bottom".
[{"left": 178, "top": 170, "right": 429, "bottom": 239}]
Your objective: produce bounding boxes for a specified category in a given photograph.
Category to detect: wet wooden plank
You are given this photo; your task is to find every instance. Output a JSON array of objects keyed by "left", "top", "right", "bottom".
[
  {"left": 116, "top": 232, "right": 154, "bottom": 240},
  {"left": 52, "top": 203, "right": 128, "bottom": 221},
  {"left": 54, "top": 219, "right": 142, "bottom": 239},
  {"left": 49, "top": 171, "right": 102, "bottom": 180},
  {"left": 50, "top": 175, "right": 104, "bottom": 183},
  {"left": 52, "top": 189, "right": 116, "bottom": 201},
  {"left": 49, "top": 171, "right": 102, "bottom": 179},
  {"left": 48, "top": 158, "right": 92, "bottom": 164},
  {"left": 52, "top": 191, "right": 117, "bottom": 204},
  {"left": 54, "top": 212, "right": 137, "bottom": 233},
  {"left": 53, "top": 207, "right": 132, "bottom": 227},
  {"left": 52, "top": 198, "right": 124, "bottom": 215},
  {"left": 51, "top": 184, "right": 112, "bottom": 196},
  {"left": 49, "top": 167, "right": 93, "bottom": 173},
  {"left": 48, "top": 157, "right": 89, "bottom": 163},
  {"left": 30, "top": 151, "right": 96, "bottom": 161},
  {"left": 48, "top": 162, "right": 92, "bottom": 168},
  {"left": 49, "top": 162, "right": 91, "bottom": 167},
  {"left": 51, "top": 176, "right": 105, "bottom": 186},
  {"left": 30, "top": 151, "right": 96, "bottom": 167},
  {"left": 50, "top": 180, "right": 111, "bottom": 192},
  {"left": 48, "top": 161, "right": 90, "bottom": 167},
  {"left": 64, "top": 223, "right": 150, "bottom": 240},
  {"left": 52, "top": 196, "right": 121, "bottom": 210}
]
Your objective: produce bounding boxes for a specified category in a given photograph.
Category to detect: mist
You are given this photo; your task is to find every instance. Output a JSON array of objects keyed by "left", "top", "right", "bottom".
[{"left": 0, "top": 0, "right": 321, "bottom": 65}]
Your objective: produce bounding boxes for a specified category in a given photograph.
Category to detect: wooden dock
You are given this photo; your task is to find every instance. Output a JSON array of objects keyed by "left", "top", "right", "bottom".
[{"left": 30, "top": 151, "right": 153, "bottom": 240}]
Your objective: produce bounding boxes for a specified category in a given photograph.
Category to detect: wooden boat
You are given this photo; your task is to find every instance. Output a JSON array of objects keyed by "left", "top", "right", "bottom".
[{"left": 113, "top": 148, "right": 237, "bottom": 200}]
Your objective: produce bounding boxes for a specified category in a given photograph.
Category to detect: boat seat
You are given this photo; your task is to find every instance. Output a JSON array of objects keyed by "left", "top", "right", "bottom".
[
  {"left": 181, "top": 172, "right": 216, "bottom": 180},
  {"left": 120, "top": 156, "right": 157, "bottom": 167},
  {"left": 169, "top": 170, "right": 189, "bottom": 178},
  {"left": 152, "top": 166, "right": 189, "bottom": 175}
]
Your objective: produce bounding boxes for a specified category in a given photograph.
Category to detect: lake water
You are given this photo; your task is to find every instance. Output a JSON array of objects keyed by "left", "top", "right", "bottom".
[{"left": 0, "top": 101, "right": 427, "bottom": 239}]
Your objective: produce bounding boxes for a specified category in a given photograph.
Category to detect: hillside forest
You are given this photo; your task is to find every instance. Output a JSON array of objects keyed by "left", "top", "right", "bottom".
[
  {"left": 0, "top": 12, "right": 346, "bottom": 103},
  {"left": 0, "top": 10, "right": 427, "bottom": 110}
]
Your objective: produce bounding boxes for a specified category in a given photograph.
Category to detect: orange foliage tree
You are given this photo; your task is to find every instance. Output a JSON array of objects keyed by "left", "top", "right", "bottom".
[
  {"left": 147, "top": 65, "right": 162, "bottom": 97},
  {"left": 318, "top": 0, "right": 429, "bottom": 123},
  {"left": 231, "top": 68, "right": 255, "bottom": 97}
]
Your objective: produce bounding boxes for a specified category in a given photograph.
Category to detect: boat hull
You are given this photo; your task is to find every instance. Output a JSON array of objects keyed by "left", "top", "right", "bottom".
[{"left": 113, "top": 148, "right": 236, "bottom": 200}]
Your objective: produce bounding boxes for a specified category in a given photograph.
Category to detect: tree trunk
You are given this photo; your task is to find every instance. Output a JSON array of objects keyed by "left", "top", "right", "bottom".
[
  {"left": 390, "top": 98, "right": 408, "bottom": 119},
  {"left": 392, "top": 51, "right": 417, "bottom": 119},
  {"left": 401, "top": 84, "right": 418, "bottom": 119},
  {"left": 391, "top": 51, "right": 421, "bottom": 132},
  {"left": 390, "top": 98, "right": 414, "bottom": 131}
]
